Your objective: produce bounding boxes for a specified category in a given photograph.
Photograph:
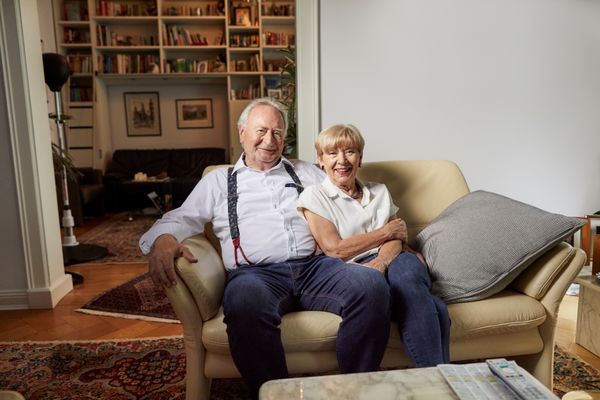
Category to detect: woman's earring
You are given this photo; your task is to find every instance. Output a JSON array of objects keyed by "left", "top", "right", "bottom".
[{"left": 320, "top": 165, "right": 325, "bottom": 170}]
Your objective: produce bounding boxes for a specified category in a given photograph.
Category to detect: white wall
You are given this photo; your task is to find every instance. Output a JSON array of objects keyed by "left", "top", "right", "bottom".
[
  {"left": 320, "top": 0, "right": 600, "bottom": 216},
  {"left": 106, "top": 84, "right": 228, "bottom": 153},
  {"left": 0, "top": 0, "right": 73, "bottom": 309}
]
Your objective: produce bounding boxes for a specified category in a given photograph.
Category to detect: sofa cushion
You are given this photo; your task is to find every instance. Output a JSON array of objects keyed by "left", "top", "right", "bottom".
[
  {"left": 203, "top": 309, "right": 342, "bottom": 354},
  {"left": 414, "top": 190, "right": 585, "bottom": 303},
  {"left": 203, "top": 290, "right": 545, "bottom": 355}
]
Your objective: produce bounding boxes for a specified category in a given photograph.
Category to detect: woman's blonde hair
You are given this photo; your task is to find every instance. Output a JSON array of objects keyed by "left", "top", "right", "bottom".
[{"left": 315, "top": 124, "right": 365, "bottom": 157}]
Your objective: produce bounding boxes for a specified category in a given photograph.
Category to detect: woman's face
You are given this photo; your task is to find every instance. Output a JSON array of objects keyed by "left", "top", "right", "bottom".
[{"left": 318, "top": 145, "right": 362, "bottom": 188}]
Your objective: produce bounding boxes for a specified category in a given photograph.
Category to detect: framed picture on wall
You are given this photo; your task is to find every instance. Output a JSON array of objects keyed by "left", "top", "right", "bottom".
[
  {"left": 176, "top": 98, "right": 214, "bottom": 129},
  {"left": 123, "top": 92, "right": 161, "bottom": 136},
  {"left": 234, "top": 6, "right": 252, "bottom": 26},
  {"left": 267, "top": 88, "right": 282, "bottom": 100}
]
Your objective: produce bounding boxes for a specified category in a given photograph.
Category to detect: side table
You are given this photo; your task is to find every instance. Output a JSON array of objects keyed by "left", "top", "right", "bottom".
[
  {"left": 121, "top": 178, "right": 173, "bottom": 214},
  {"left": 580, "top": 215, "right": 600, "bottom": 274},
  {"left": 575, "top": 275, "right": 600, "bottom": 357}
]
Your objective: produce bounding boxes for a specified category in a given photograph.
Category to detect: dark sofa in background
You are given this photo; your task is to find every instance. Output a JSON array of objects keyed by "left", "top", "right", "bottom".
[{"left": 103, "top": 148, "right": 226, "bottom": 211}]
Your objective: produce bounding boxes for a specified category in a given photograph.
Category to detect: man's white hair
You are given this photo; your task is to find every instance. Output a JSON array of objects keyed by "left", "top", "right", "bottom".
[{"left": 237, "top": 97, "right": 288, "bottom": 135}]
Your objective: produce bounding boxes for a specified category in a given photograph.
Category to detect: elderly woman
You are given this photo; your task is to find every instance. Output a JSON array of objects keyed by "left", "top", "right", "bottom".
[{"left": 297, "top": 124, "right": 450, "bottom": 367}]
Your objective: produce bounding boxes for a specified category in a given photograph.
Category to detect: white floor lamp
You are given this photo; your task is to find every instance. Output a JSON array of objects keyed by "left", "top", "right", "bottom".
[{"left": 42, "top": 53, "right": 107, "bottom": 282}]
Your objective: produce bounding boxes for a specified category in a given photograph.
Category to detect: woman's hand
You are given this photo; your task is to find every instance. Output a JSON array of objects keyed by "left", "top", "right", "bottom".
[
  {"left": 404, "top": 244, "right": 427, "bottom": 268},
  {"left": 360, "top": 259, "right": 388, "bottom": 273},
  {"left": 382, "top": 218, "right": 408, "bottom": 243}
]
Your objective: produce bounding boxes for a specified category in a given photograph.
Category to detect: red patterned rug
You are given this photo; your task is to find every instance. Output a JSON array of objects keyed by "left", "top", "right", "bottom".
[
  {"left": 75, "top": 213, "right": 157, "bottom": 264},
  {"left": 0, "top": 337, "right": 596, "bottom": 399},
  {"left": 77, "top": 272, "right": 178, "bottom": 323},
  {"left": 0, "top": 336, "right": 248, "bottom": 399}
]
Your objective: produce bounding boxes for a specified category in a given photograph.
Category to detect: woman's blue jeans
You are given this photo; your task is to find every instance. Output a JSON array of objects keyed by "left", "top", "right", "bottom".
[
  {"left": 386, "top": 251, "right": 451, "bottom": 367},
  {"left": 222, "top": 255, "right": 391, "bottom": 398}
]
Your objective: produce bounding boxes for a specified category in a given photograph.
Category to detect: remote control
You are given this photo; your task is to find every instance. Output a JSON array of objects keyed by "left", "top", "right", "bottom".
[{"left": 486, "top": 358, "right": 558, "bottom": 400}]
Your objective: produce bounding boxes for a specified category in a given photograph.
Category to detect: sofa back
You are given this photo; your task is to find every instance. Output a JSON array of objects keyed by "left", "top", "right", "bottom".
[
  {"left": 203, "top": 160, "right": 470, "bottom": 243},
  {"left": 167, "top": 148, "right": 226, "bottom": 178},
  {"left": 107, "top": 148, "right": 225, "bottom": 178},
  {"left": 358, "top": 160, "right": 469, "bottom": 238}
]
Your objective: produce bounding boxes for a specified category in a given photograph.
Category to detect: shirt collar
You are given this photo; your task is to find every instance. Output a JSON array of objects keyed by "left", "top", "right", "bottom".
[
  {"left": 321, "top": 176, "right": 371, "bottom": 205},
  {"left": 233, "top": 153, "right": 292, "bottom": 173}
]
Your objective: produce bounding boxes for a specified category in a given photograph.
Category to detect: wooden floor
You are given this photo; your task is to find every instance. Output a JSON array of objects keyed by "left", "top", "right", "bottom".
[
  {"left": 0, "top": 215, "right": 182, "bottom": 341},
  {"left": 1, "top": 216, "right": 599, "bottom": 372}
]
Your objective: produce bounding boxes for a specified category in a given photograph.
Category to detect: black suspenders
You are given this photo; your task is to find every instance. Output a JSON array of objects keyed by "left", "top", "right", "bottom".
[{"left": 227, "top": 162, "right": 305, "bottom": 266}]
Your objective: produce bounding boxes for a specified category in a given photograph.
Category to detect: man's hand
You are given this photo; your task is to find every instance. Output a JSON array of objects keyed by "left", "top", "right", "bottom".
[
  {"left": 382, "top": 219, "right": 408, "bottom": 243},
  {"left": 148, "top": 234, "right": 198, "bottom": 288}
]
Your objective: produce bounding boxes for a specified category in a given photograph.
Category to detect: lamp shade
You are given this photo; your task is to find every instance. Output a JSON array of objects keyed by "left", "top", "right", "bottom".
[{"left": 42, "top": 53, "right": 70, "bottom": 92}]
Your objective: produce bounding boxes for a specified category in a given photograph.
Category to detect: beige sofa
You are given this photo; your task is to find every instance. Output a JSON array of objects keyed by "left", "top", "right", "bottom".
[{"left": 164, "top": 160, "right": 586, "bottom": 400}]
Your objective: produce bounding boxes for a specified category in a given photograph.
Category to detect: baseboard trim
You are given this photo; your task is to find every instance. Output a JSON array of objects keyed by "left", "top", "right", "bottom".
[
  {"left": 0, "top": 290, "right": 29, "bottom": 310},
  {"left": 27, "top": 274, "right": 73, "bottom": 309}
]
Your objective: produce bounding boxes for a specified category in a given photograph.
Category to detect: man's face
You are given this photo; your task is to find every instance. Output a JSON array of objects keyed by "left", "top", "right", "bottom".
[{"left": 239, "top": 105, "right": 285, "bottom": 171}]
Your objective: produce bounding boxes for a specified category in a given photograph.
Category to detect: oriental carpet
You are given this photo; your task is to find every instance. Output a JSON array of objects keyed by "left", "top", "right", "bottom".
[
  {"left": 0, "top": 336, "right": 597, "bottom": 399},
  {"left": 74, "top": 213, "right": 157, "bottom": 264}
]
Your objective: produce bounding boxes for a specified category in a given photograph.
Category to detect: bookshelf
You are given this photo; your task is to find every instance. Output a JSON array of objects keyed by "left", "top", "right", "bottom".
[
  {"left": 54, "top": 0, "right": 296, "bottom": 164},
  {"left": 54, "top": 0, "right": 95, "bottom": 167}
]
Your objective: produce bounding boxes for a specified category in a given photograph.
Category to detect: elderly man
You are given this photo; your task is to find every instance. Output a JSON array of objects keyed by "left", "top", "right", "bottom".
[{"left": 139, "top": 98, "right": 396, "bottom": 398}]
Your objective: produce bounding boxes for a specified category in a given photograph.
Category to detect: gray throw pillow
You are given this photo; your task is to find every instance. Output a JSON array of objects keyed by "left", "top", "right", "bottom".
[{"left": 414, "top": 190, "right": 584, "bottom": 304}]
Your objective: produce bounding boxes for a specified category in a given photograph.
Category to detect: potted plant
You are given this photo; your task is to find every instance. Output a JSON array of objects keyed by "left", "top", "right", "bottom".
[{"left": 278, "top": 46, "right": 297, "bottom": 158}]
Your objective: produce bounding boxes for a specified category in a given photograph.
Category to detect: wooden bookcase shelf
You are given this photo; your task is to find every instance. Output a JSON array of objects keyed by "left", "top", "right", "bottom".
[{"left": 54, "top": 0, "right": 296, "bottom": 164}]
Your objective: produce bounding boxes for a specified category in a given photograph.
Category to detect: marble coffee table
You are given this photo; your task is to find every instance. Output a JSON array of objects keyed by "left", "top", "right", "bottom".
[{"left": 259, "top": 367, "right": 458, "bottom": 399}]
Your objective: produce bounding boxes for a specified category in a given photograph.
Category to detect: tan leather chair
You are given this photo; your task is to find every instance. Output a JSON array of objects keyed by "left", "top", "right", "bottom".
[
  {"left": 164, "top": 160, "right": 586, "bottom": 400},
  {"left": 0, "top": 391, "right": 26, "bottom": 400}
]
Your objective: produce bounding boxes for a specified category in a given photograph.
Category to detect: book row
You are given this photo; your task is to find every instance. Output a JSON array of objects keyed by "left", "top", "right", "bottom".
[
  {"left": 96, "top": 25, "right": 157, "bottom": 46},
  {"left": 164, "top": 57, "right": 227, "bottom": 73},
  {"left": 63, "top": 27, "right": 91, "bottom": 44},
  {"left": 67, "top": 54, "right": 92, "bottom": 73},
  {"left": 263, "top": 32, "right": 294, "bottom": 46},
  {"left": 163, "top": 4, "right": 224, "bottom": 17},
  {"left": 163, "top": 25, "right": 224, "bottom": 46},
  {"left": 98, "top": 54, "right": 160, "bottom": 74},
  {"left": 95, "top": 1, "right": 157, "bottom": 17}
]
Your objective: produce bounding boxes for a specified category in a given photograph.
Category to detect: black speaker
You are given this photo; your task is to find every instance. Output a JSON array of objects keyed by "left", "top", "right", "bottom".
[{"left": 42, "top": 53, "right": 70, "bottom": 92}]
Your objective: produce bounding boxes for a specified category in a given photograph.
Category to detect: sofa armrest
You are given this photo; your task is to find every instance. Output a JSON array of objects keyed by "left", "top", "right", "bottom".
[
  {"left": 175, "top": 234, "right": 226, "bottom": 321},
  {"left": 511, "top": 242, "right": 585, "bottom": 300}
]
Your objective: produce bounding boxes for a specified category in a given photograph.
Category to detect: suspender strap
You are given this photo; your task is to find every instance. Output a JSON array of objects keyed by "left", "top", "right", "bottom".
[
  {"left": 281, "top": 163, "right": 318, "bottom": 255},
  {"left": 283, "top": 162, "right": 304, "bottom": 195},
  {"left": 227, "top": 167, "right": 252, "bottom": 266}
]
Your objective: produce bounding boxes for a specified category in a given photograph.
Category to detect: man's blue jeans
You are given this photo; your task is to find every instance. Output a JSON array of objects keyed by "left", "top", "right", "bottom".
[
  {"left": 222, "top": 255, "right": 391, "bottom": 398},
  {"left": 387, "top": 251, "right": 451, "bottom": 367}
]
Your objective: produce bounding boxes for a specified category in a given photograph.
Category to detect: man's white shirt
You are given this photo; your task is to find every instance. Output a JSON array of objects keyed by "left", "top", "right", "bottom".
[{"left": 139, "top": 157, "right": 325, "bottom": 270}]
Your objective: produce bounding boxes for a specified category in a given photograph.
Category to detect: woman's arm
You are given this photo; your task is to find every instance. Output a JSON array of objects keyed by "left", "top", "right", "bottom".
[{"left": 303, "top": 210, "right": 407, "bottom": 260}]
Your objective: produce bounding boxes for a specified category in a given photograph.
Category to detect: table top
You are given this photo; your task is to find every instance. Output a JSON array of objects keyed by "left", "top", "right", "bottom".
[
  {"left": 259, "top": 367, "right": 459, "bottom": 400},
  {"left": 576, "top": 275, "right": 600, "bottom": 291},
  {"left": 124, "top": 177, "right": 172, "bottom": 184}
]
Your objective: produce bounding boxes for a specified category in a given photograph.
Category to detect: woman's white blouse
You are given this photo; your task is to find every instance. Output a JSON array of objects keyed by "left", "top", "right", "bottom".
[{"left": 297, "top": 176, "right": 399, "bottom": 261}]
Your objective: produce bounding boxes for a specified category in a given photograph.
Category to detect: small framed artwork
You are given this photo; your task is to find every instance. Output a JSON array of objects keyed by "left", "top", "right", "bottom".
[
  {"left": 267, "top": 88, "right": 282, "bottom": 100},
  {"left": 198, "top": 60, "right": 208, "bottom": 73},
  {"left": 176, "top": 98, "right": 214, "bottom": 129},
  {"left": 234, "top": 6, "right": 252, "bottom": 26},
  {"left": 123, "top": 92, "right": 161, "bottom": 136}
]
